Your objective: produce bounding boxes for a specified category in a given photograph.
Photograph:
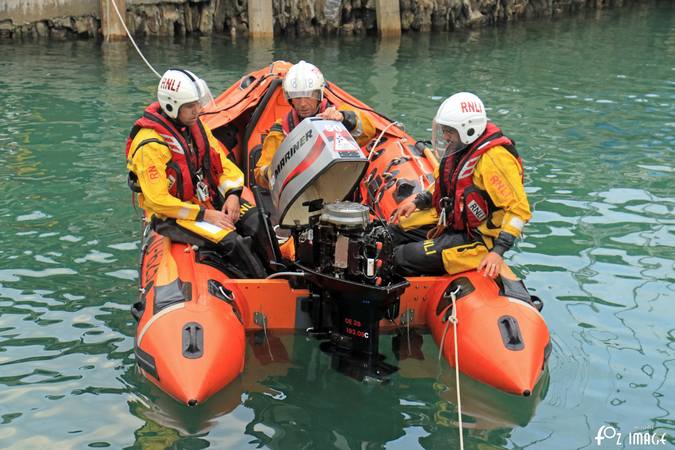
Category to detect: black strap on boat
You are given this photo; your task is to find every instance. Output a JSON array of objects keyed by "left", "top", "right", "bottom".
[
  {"left": 498, "top": 315, "right": 524, "bottom": 351},
  {"left": 153, "top": 279, "right": 192, "bottom": 313},
  {"left": 435, "top": 277, "right": 475, "bottom": 316},
  {"left": 135, "top": 346, "right": 159, "bottom": 380},
  {"left": 497, "top": 276, "right": 533, "bottom": 304},
  {"left": 182, "top": 322, "right": 204, "bottom": 359},
  {"left": 208, "top": 279, "right": 243, "bottom": 324}
]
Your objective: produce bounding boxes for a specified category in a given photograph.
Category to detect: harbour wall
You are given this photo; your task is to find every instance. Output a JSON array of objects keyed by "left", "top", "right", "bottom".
[{"left": 0, "top": 0, "right": 630, "bottom": 39}]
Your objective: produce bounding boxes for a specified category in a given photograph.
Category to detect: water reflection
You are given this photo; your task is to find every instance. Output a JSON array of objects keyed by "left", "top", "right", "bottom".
[
  {"left": 101, "top": 41, "right": 129, "bottom": 86},
  {"left": 1, "top": 2, "right": 674, "bottom": 448},
  {"left": 128, "top": 333, "right": 548, "bottom": 447},
  {"left": 246, "top": 37, "right": 275, "bottom": 73},
  {"left": 369, "top": 37, "right": 400, "bottom": 114}
]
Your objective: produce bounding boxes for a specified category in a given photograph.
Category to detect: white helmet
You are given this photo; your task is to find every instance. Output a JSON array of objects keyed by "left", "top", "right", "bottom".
[
  {"left": 432, "top": 92, "right": 487, "bottom": 157},
  {"left": 157, "top": 69, "right": 214, "bottom": 119},
  {"left": 282, "top": 61, "right": 325, "bottom": 101}
]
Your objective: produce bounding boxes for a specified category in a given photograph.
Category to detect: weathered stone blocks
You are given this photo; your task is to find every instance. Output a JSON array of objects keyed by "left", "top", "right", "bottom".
[{"left": 0, "top": 0, "right": 636, "bottom": 39}]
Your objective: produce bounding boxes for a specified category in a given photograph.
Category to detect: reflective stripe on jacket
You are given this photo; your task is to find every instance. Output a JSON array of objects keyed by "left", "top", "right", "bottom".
[
  {"left": 432, "top": 123, "right": 529, "bottom": 238},
  {"left": 126, "top": 103, "right": 244, "bottom": 220}
]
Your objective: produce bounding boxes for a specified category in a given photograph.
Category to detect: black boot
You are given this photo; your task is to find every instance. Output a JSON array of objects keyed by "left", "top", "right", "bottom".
[
  {"left": 236, "top": 236, "right": 268, "bottom": 279},
  {"left": 219, "top": 234, "right": 267, "bottom": 279},
  {"left": 237, "top": 205, "right": 277, "bottom": 273}
]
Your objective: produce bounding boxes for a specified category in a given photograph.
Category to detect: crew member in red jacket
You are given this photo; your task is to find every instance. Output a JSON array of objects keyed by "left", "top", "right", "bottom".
[
  {"left": 126, "top": 69, "right": 266, "bottom": 278},
  {"left": 390, "top": 92, "right": 531, "bottom": 277}
]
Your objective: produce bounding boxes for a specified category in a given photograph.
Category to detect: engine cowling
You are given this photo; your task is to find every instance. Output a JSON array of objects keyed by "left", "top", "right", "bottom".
[{"left": 295, "top": 201, "right": 394, "bottom": 286}]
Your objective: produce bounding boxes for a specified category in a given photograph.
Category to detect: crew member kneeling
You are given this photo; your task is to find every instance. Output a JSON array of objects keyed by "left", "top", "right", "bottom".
[
  {"left": 126, "top": 69, "right": 266, "bottom": 278},
  {"left": 389, "top": 92, "right": 531, "bottom": 278}
]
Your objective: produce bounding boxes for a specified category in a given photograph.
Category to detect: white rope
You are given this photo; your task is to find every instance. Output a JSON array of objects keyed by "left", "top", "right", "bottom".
[
  {"left": 368, "top": 121, "right": 402, "bottom": 162},
  {"left": 266, "top": 272, "right": 305, "bottom": 279},
  {"left": 438, "top": 286, "right": 464, "bottom": 450},
  {"left": 109, "top": 0, "right": 162, "bottom": 78},
  {"left": 261, "top": 313, "right": 273, "bottom": 361},
  {"left": 217, "top": 285, "right": 234, "bottom": 302}
]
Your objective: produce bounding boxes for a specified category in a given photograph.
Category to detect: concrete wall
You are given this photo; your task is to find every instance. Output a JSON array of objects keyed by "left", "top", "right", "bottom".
[
  {"left": 0, "top": 0, "right": 203, "bottom": 38},
  {"left": 0, "top": 0, "right": 632, "bottom": 39},
  {"left": 0, "top": 0, "right": 98, "bottom": 24},
  {"left": 0, "top": 0, "right": 194, "bottom": 22}
]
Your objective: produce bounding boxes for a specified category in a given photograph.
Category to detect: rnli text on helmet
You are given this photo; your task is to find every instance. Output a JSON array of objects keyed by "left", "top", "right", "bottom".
[
  {"left": 274, "top": 129, "right": 313, "bottom": 178},
  {"left": 160, "top": 77, "right": 182, "bottom": 93},
  {"left": 460, "top": 101, "right": 483, "bottom": 113}
]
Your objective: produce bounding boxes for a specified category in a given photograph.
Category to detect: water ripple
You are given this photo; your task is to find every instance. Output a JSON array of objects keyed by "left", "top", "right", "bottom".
[{"left": 1, "top": 4, "right": 675, "bottom": 448}]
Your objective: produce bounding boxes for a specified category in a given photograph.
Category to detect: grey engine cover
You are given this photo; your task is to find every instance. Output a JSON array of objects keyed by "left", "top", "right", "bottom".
[{"left": 270, "top": 118, "right": 368, "bottom": 227}]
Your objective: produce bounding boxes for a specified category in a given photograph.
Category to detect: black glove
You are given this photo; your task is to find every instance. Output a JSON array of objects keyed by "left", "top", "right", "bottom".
[{"left": 492, "top": 231, "right": 516, "bottom": 256}]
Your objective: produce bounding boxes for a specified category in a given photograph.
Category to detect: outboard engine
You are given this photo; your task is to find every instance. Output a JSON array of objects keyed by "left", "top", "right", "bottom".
[
  {"left": 296, "top": 202, "right": 395, "bottom": 285},
  {"left": 270, "top": 118, "right": 409, "bottom": 381}
]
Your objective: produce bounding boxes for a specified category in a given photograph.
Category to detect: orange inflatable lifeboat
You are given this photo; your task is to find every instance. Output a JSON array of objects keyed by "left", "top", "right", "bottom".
[
  {"left": 411, "top": 274, "right": 549, "bottom": 396},
  {"left": 130, "top": 61, "right": 550, "bottom": 405}
]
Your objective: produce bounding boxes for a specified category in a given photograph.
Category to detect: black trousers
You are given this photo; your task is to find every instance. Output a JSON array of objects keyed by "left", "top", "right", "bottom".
[
  {"left": 152, "top": 200, "right": 267, "bottom": 278},
  {"left": 388, "top": 224, "right": 474, "bottom": 276}
]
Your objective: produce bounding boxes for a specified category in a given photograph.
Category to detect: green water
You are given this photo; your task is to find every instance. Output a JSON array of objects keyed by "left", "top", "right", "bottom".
[{"left": 1, "top": 2, "right": 674, "bottom": 448}]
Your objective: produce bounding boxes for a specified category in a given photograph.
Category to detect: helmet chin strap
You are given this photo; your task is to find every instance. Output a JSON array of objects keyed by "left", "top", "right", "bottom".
[
  {"left": 445, "top": 142, "right": 468, "bottom": 157},
  {"left": 160, "top": 108, "right": 189, "bottom": 129}
]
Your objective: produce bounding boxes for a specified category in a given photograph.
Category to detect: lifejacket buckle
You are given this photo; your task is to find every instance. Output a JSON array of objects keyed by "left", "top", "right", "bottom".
[
  {"left": 438, "top": 197, "right": 451, "bottom": 227},
  {"left": 196, "top": 180, "right": 210, "bottom": 202}
]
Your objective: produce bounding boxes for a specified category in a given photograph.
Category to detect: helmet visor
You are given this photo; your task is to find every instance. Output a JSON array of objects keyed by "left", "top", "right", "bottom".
[
  {"left": 195, "top": 78, "right": 215, "bottom": 110},
  {"left": 432, "top": 121, "right": 464, "bottom": 159},
  {"left": 285, "top": 89, "right": 323, "bottom": 101}
]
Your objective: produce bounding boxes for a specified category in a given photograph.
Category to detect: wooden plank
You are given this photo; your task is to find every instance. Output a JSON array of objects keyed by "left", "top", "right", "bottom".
[
  {"left": 375, "top": 0, "right": 401, "bottom": 37},
  {"left": 248, "top": 0, "right": 274, "bottom": 38},
  {"left": 100, "top": 0, "right": 127, "bottom": 41}
]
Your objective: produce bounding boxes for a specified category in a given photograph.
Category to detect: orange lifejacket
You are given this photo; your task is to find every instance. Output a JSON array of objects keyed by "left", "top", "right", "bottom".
[
  {"left": 126, "top": 102, "right": 224, "bottom": 206},
  {"left": 281, "top": 99, "right": 329, "bottom": 134},
  {"left": 432, "top": 123, "right": 522, "bottom": 232}
]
